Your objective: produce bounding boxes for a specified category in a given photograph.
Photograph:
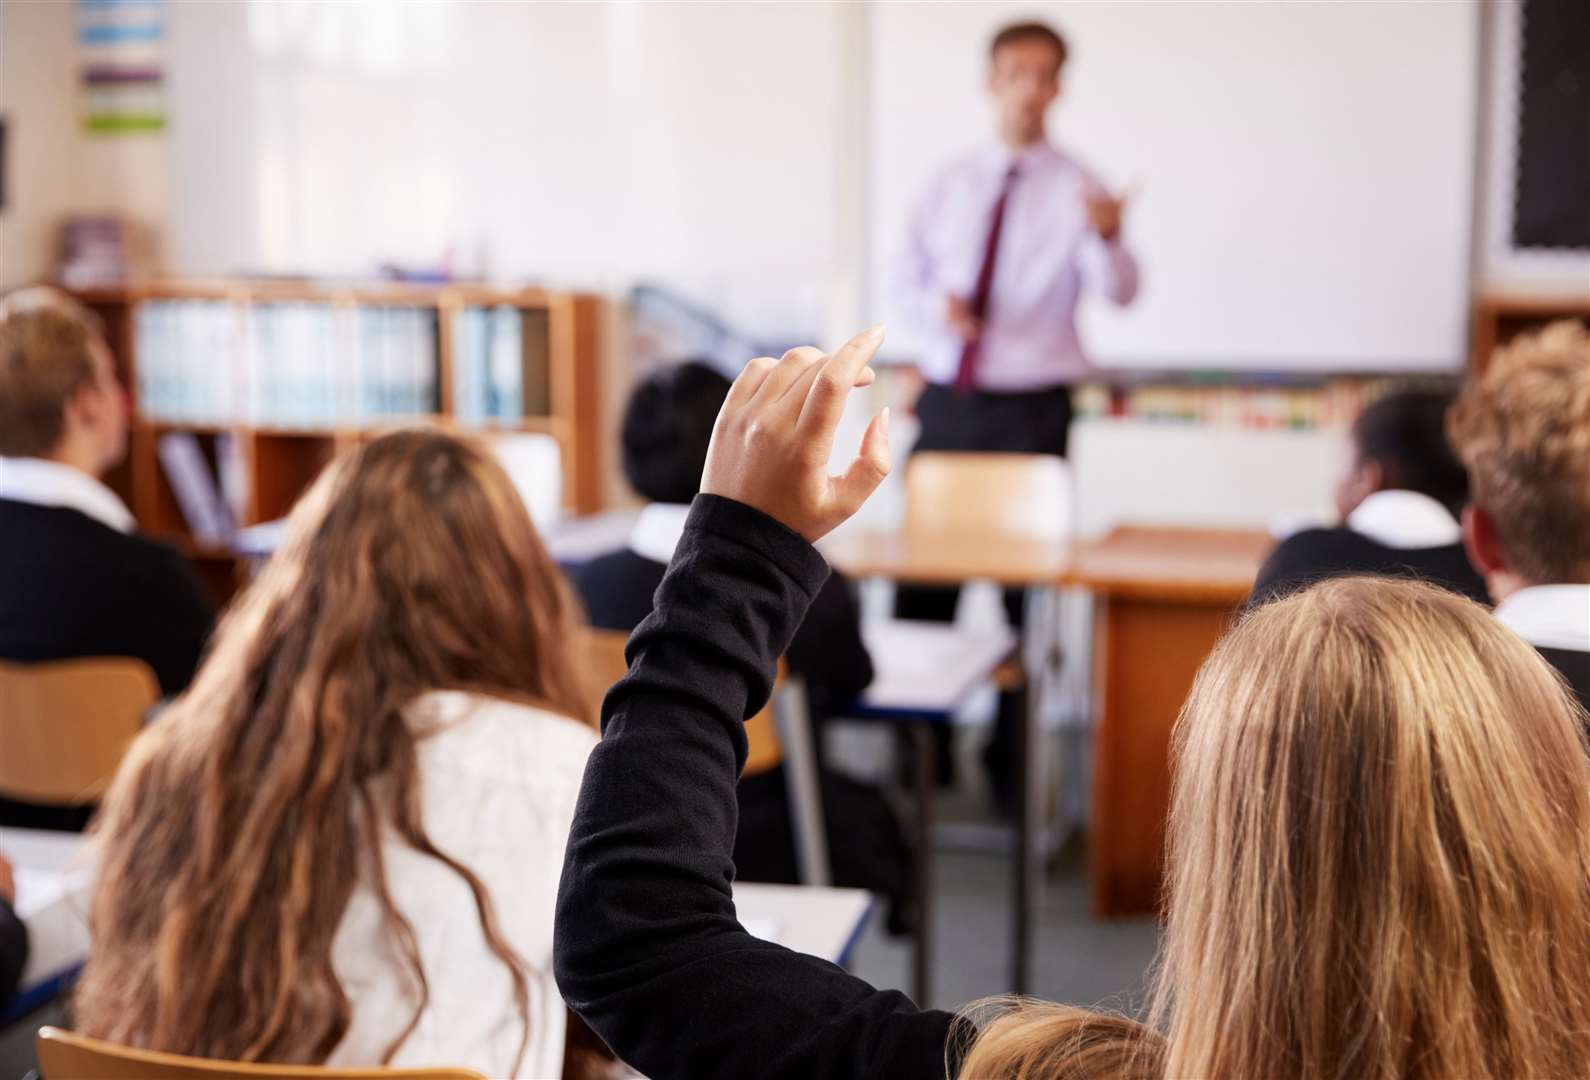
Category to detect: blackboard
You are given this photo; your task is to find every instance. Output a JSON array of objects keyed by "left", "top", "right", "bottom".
[{"left": 1513, "top": 0, "right": 1590, "bottom": 250}]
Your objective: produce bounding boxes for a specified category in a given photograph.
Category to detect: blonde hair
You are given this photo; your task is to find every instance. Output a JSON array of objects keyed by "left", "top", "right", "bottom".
[
  {"left": 1448, "top": 319, "right": 1590, "bottom": 583},
  {"left": 954, "top": 1000, "right": 1162, "bottom": 1080},
  {"left": 77, "top": 430, "right": 592, "bottom": 1070},
  {"left": 960, "top": 577, "right": 1590, "bottom": 1079},
  {"left": 0, "top": 286, "right": 107, "bottom": 457}
]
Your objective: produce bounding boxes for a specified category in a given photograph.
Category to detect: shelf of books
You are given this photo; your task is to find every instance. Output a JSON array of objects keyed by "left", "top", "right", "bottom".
[{"left": 71, "top": 281, "right": 604, "bottom": 603}]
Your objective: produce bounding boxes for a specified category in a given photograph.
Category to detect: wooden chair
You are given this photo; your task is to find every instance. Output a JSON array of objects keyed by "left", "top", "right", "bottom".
[
  {"left": 582, "top": 628, "right": 788, "bottom": 776},
  {"left": 36, "top": 1027, "right": 485, "bottom": 1080},
  {"left": 581, "top": 629, "right": 830, "bottom": 885},
  {"left": 0, "top": 657, "right": 158, "bottom": 807},
  {"left": 902, "top": 450, "right": 1073, "bottom": 679},
  {"left": 904, "top": 451, "right": 1072, "bottom": 542}
]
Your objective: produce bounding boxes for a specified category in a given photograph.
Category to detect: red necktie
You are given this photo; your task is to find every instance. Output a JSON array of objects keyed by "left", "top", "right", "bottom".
[{"left": 954, "top": 164, "right": 1020, "bottom": 394}]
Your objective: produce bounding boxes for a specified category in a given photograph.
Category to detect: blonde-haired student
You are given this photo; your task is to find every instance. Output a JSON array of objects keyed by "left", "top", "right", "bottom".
[
  {"left": 555, "top": 331, "right": 1590, "bottom": 1080},
  {"left": 77, "top": 430, "right": 598, "bottom": 1079},
  {"left": 0, "top": 287, "right": 214, "bottom": 829},
  {"left": 1449, "top": 319, "right": 1590, "bottom": 714}
]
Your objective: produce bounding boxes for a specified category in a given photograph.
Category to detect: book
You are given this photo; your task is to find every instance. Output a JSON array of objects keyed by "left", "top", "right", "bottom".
[
  {"left": 157, "top": 432, "right": 233, "bottom": 544},
  {"left": 137, "top": 300, "right": 439, "bottom": 426}
]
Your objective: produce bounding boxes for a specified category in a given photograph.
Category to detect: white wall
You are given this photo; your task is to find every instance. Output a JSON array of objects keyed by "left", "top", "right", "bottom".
[
  {"left": 156, "top": 0, "right": 858, "bottom": 344},
  {"left": 0, "top": 0, "right": 170, "bottom": 286}
]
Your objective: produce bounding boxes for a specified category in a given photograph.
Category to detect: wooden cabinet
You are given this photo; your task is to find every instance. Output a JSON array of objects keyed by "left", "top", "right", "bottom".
[{"left": 72, "top": 281, "right": 605, "bottom": 603}]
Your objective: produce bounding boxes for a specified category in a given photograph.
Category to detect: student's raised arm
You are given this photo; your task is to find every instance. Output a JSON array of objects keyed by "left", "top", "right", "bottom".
[{"left": 555, "top": 331, "right": 963, "bottom": 1080}]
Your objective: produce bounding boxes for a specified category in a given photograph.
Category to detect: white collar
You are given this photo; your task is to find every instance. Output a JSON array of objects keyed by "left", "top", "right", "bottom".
[
  {"left": 627, "top": 502, "right": 691, "bottom": 565},
  {"left": 1494, "top": 585, "right": 1590, "bottom": 653},
  {"left": 0, "top": 456, "right": 135, "bottom": 533},
  {"left": 1345, "top": 490, "right": 1461, "bottom": 549},
  {"left": 983, "top": 137, "right": 1059, "bottom": 175}
]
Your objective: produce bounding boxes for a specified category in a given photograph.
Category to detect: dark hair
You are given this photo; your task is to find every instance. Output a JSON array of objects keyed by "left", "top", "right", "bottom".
[
  {"left": 1353, "top": 389, "right": 1468, "bottom": 515},
  {"left": 621, "top": 361, "right": 732, "bottom": 504},
  {"left": 989, "top": 21, "right": 1068, "bottom": 66}
]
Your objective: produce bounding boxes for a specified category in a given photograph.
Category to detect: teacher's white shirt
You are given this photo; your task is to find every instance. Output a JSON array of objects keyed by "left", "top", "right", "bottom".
[{"left": 896, "top": 138, "right": 1139, "bottom": 390}]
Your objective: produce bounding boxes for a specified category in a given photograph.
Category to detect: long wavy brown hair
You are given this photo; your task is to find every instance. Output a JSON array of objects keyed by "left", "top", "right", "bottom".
[
  {"left": 75, "top": 429, "right": 591, "bottom": 1069},
  {"left": 958, "top": 577, "right": 1590, "bottom": 1079}
]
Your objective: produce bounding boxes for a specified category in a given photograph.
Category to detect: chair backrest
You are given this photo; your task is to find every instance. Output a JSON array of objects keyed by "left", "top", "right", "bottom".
[
  {"left": 904, "top": 452, "right": 1073, "bottom": 542},
  {"left": 35, "top": 1027, "right": 486, "bottom": 1080},
  {"left": 0, "top": 657, "right": 158, "bottom": 805},
  {"left": 581, "top": 629, "right": 784, "bottom": 776}
]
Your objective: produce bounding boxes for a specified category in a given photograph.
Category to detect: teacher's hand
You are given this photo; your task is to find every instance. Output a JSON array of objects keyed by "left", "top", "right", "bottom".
[
  {"left": 945, "top": 294, "right": 982, "bottom": 343},
  {"left": 1085, "top": 189, "right": 1129, "bottom": 242},
  {"left": 0, "top": 855, "right": 14, "bottom": 906},
  {"left": 702, "top": 328, "right": 892, "bottom": 543}
]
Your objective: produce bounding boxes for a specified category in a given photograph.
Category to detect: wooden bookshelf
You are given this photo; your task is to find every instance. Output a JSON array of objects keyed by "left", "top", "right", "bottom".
[
  {"left": 1470, "top": 289, "right": 1590, "bottom": 373},
  {"left": 71, "top": 280, "right": 605, "bottom": 603}
]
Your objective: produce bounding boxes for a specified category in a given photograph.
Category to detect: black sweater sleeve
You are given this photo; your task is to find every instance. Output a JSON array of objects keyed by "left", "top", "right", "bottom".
[
  {"left": 127, "top": 540, "right": 216, "bottom": 696},
  {"left": 555, "top": 495, "right": 961, "bottom": 1080},
  {"left": 786, "top": 570, "right": 875, "bottom": 720},
  {"left": 0, "top": 897, "right": 28, "bottom": 1005}
]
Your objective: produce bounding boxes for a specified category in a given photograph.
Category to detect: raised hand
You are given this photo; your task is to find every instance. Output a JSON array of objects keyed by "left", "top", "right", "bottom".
[
  {"left": 701, "top": 327, "right": 892, "bottom": 542},
  {"left": 945, "top": 294, "right": 981, "bottom": 343},
  {"left": 1084, "top": 188, "right": 1130, "bottom": 242}
]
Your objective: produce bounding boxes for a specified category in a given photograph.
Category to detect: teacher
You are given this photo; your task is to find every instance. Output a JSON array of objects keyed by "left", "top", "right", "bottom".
[{"left": 895, "top": 19, "right": 1138, "bottom": 806}]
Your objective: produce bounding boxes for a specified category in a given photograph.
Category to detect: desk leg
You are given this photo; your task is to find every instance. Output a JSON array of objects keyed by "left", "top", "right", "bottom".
[
  {"left": 910, "top": 724, "right": 935, "bottom": 1007},
  {"left": 1012, "top": 674, "right": 1034, "bottom": 995},
  {"left": 1089, "top": 595, "right": 1238, "bottom": 916}
]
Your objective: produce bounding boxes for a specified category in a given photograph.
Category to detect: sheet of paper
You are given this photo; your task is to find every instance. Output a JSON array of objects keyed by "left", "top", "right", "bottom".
[{"left": 741, "top": 914, "right": 783, "bottom": 945}]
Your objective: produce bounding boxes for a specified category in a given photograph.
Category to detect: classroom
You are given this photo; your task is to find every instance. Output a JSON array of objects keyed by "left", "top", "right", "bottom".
[{"left": 1, "top": 0, "right": 1588, "bottom": 1077}]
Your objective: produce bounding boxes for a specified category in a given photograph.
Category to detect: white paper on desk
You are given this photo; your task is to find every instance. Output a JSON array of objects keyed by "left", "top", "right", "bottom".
[
  {"left": 742, "top": 914, "right": 783, "bottom": 945},
  {"left": 861, "top": 620, "right": 1017, "bottom": 713},
  {"left": 13, "top": 867, "right": 69, "bottom": 920},
  {"left": 13, "top": 864, "right": 93, "bottom": 987}
]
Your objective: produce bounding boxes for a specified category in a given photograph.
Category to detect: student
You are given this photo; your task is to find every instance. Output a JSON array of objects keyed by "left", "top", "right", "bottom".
[
  {"left": 1252, "top": 388, "right": 1487, "bottom": 605},
  {"left": 0, "top": 288, "right": 214, "bottom": 696},
  {"left": 0, "top": 855, "right": 27, "bottom": 1008},
  {"left": 574, "top": 361, "right": 912, "bottom": 931},
  {"left": 573, "top": 360, "right": 873, "bottom": 722},
  {"left": 1449, "top": 320, "right": 1590, "bottom": 713},
  {"left": 554, "top": 330, "right": 1590, "bottom": 1080},
  {"left": 75, "top": 431, "right": 597, "bottom": 1079},
  {"left": 0, "top": 288, "right": 216, "bottom": 831}
]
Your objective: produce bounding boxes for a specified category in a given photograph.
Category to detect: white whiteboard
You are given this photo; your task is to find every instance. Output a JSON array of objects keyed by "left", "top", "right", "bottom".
[{"left": 867, "top": 2, "right": 1479, "bottom": 372}]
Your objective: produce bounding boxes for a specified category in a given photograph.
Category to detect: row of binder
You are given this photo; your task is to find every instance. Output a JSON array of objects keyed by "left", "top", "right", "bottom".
[
  {"left": 451, "top": 305, "right": 552, "bottom": 423},
  {"left": 134, "top": 300, "right": 452, "bottom": 426}
]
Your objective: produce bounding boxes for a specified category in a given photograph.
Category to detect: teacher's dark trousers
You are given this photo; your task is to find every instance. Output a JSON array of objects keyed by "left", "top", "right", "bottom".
[{"left": 895, "top": 382, "right": 1073, "bottom": 803}]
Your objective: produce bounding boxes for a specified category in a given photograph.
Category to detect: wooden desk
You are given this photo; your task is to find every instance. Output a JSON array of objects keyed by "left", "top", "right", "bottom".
[
  {"left": 824, "top": 525, "right": 1273, "bottom": 927},
  {"left": 821, "top": 530, "right": 1071, "bottom": 588},
  {"left": 1073, "top": 526, "right": 1270, "bottom": 917},
  {"left": 0, "top": 831, "right": 874, "bottom": 1012}
]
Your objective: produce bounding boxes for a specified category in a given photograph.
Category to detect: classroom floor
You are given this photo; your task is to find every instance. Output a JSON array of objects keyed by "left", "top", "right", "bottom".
[
  {"left": 843, "top": 731, "right": 1163, "bottom": 1017},
  {"left": 848, "top": 836, "right": 1162, "bottom": 1019}
]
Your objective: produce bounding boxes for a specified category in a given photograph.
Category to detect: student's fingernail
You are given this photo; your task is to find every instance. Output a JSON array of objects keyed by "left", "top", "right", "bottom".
[
  {"left": 880, "top": 407, "right": 891, "bottom": 435},
  {"left": 862, "top": 324, "right": 884, "bottom": 340}
]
